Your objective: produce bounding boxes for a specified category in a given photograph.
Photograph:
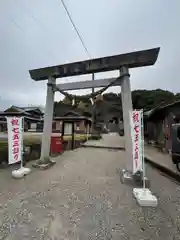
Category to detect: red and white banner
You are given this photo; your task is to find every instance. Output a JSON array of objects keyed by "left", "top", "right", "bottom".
[
  {"left": 6, "top": 117, "right": 23, "bottom": 165},
  {"left": 130, "top": 110, "right": 143, "bottom": 174}
]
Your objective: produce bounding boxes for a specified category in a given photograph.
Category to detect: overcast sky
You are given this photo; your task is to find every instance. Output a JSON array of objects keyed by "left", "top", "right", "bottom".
[{"left": 0, "top": 0, "right": 179, "bottom": 110}]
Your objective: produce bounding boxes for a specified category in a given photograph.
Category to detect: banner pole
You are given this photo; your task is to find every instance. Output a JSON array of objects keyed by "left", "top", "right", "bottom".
[
  {"left": 20, "top": 117, "right": 24, "bottom": 168},
  {"left": 129, "top": 110, "right": 134, "bottom": 174},
  {"left": 87, "top": 124, "right": 89, "bottom": 141},
  {"left": 141, "top": 109, "right": 145, "bottom": 189},
  {"left": 6, "top": 117, "right": 10, "bottom": 165}
]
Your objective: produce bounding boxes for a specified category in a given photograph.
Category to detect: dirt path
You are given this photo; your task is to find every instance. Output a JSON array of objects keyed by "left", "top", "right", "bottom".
[{"left": 0, "top": 145, "right": 179, "bottom": 239}]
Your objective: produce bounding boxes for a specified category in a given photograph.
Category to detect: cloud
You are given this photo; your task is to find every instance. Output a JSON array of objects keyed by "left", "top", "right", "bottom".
[{"left": 0, "top": 0, "right": 179, "bottom": 109}]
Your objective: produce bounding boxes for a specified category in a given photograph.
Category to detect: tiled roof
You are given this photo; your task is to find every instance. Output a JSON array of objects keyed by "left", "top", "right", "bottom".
[
  {"left": 14, "top": 106, "right": 44, "bottom": 113},
  {"left": 144, "top": 100, "right": 180, "bottom": 119}
]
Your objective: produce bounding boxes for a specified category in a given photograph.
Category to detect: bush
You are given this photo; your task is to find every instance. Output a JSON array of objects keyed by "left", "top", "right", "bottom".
[
  {"left": 0, "top": 135, "right": 88, "bottom": 166},
  {"left": 88, "top": 134, "right": 102, "bottom": 140},
  {"left": 0, "top": 139, "right": 41, "bottom": 166}
]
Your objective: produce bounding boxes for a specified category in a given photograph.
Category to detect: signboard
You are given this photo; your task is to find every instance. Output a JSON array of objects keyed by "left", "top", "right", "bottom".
[
  {"left": 6, "top": 117, "right": 23, "bottom": 165},
  {"left": 130, "top": 110, "right": 143, "bottom": 174}
]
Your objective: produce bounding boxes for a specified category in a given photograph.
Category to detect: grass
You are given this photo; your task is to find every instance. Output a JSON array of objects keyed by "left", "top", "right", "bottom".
[
  {"left": 0, "top": 134, "right": 90, "bottom": 149},
  {"left": 0, "top": 133, "right": 101, "bottom": 164},
  {"left": 23, "top": 134, "right": 89, "bottom": 142},
  {"left": 0, "top": 133, "right": 103, "bottom": 152},
  {"left": 64, "top": 134, "right": 89, "bottom": 141},
  {"left": 22, "top": 134, "right": 101, "bottom": 142}
]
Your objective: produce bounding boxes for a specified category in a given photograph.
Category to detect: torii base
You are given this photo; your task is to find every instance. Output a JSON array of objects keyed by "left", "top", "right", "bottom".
[
  {"left": 120, "top": 169, "right": 150, "bottom": 188},
  {"left": 32, "top": 158, "right": 56, "bottom": 170}
]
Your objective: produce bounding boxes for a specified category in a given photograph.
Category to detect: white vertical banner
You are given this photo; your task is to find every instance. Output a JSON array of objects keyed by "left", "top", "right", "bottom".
[
  {"left": 6, "top": 117, "right": 23, "bottom": 165},
  {"left": 130, "top": 110, "right": 143, "bottom": 174},
  {"left": 141, "top": 110, "right": 145, "bottom": 176}
]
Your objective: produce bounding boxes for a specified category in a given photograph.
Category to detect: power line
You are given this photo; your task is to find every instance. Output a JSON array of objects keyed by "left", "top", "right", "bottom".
[
  {"left": 18, "top": 0, "right": 60, "bottom": 62},
  {"left": 10, "top": 18, "right": 26, "bottom": 34},
  {"left": 9, "top": 14, "right": 59, "bottom": 63},
  {"left": 60, "top": 0, "right": 91, "bottom": 59}
]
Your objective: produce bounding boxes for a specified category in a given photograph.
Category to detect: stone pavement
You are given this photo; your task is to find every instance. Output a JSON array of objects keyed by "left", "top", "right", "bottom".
[
  {"left": 144, "top": 145, "right": 180, "bottom": 178},
  {"left": 84, "top": 133, "right": 125, "bottom": 150},
  {"left": 84, "top": 134, "right": 180, "bottom": 180},
  {"left": 0, "top": 144, "right": 180, "bottom": 238}
]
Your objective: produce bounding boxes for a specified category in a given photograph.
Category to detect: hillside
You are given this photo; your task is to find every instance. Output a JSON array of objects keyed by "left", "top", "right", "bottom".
[{"left": 54, "top": 89, "right": 180, "bottom": 124}]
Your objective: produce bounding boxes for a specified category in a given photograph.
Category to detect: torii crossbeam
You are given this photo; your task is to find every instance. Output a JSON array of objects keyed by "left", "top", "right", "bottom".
[{"left": 55, "top": 77, "right": 121, "bottom": 91}]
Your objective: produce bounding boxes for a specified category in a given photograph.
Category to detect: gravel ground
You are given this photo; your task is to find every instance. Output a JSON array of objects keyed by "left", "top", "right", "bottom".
[{"left": 0, "top": 148, "right": 179, "bottom": 239}]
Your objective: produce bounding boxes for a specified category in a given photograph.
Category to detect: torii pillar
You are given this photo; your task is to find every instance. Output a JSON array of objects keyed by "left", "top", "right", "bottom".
[
  {"left": 40, "top": 77, "right": 56, "bottom": 166},
  {"left": 120, "top": 66, "right": 133, "bottom": 172}
]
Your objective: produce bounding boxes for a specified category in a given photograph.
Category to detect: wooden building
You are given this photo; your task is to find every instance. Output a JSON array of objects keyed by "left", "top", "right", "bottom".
[
  {"left": 0, "top": 106, "right": 44, "bottom": 132},
  {"left": 144, "top": 100, "right": 180, "bottom": 153},
  {"left": 52, "top": 111, "right": 92, "bottom": 134}
]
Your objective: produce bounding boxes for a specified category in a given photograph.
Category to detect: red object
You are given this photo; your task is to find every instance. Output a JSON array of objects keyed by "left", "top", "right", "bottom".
[{"left": 50, "top": 136, "right": 62, "bottom": 153}]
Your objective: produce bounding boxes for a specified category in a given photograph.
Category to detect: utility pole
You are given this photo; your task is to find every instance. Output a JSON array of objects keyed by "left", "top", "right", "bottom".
[
  {"left": 91, "top": 73, "right": 95, "bottom": 133},
  {"left": 92, "top": 73, "right": 95, "bottom": 94}
]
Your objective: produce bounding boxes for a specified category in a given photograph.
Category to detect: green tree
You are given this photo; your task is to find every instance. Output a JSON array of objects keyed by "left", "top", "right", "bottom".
[
  {"left": 62, "top": 96, "right": 72, "bottom": 105},
  {"left": 132, "top": 89, "right": 175, "bottom": 110},
  {"left": 77, "top": 101, "right": 88, "bottom": 112},
  {"left": 54, "top": 89, "right": 178, "bottom": 119}
]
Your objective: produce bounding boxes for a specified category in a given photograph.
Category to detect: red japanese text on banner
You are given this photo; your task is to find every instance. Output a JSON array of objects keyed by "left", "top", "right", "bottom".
[
  {"left": 130, "top": 110, "right": 143, "bottom": 174},
  {"left": 6, "top": 117, "right": 23, "bottom": 165}
]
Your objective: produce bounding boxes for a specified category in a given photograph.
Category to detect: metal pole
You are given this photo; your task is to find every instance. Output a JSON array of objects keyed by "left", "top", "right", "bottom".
[
  {"left": 86, "top": 123, "right": 89, "bottom": 141},
  {"left": 92, "top": 73, "right": 95, "bottom": 94},
  {"left": 91, "top": 73, "right": 95, "bottom": 133},
  {"left": 20, "top": 117, "right": 24, "bottom": 168},
  {"left": 141, "top": 109, "right": 146, "bottom": 189}
]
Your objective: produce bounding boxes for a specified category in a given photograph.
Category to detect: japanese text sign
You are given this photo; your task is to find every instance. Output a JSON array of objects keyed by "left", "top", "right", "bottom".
[
  {"left": 130, "top": 110, "right": 143, "bottom": 174},
  {"left": 6, "top": 117, "right": 23, "bottom": 165}
]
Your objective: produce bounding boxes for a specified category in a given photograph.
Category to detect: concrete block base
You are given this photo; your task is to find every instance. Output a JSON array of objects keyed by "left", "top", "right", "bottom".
[
  {"left": 133, "top": 188, "right": 158, "bottom": 207},
  {"left": 32, "top": 159, "right": 56, "bottom": 170},
  {"left": 12, "top": 167, "right": 31, "bottom": 179},
  {"left": 120, "top": 169, "right": 150, "bottom": 188}
]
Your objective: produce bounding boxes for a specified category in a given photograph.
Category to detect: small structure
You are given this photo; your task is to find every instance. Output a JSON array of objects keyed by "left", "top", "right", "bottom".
[
  {"left": 0, "top": 105, "right": 43, "bottom": 132},
  {"left": 144, "top": 100, "right": 180, "bottom": 152},
  {"left": 52, "top": 110, "right": 92, "bottom": 134},
  {"left": 52, "top": 110, "right": 92, "bottom": 150}
]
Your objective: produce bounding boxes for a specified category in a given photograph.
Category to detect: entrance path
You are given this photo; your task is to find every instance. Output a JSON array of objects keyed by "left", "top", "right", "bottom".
[
  {"left": 0, "top": 140, "right": 179, "bottom": 238},
  {"left": 84, "top": 133, "right": 125, "bottom": 149},
  {"left": 144, "top": 144, "right": 180, "bottom": 177},
  {"left": 84, "top": 134, "right": 180, "bottom": 180}
]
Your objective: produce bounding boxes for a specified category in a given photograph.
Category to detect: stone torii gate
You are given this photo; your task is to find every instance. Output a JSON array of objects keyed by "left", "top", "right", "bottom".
[{"left": 29, "top": 47, "right": 160, "bottom": 178}]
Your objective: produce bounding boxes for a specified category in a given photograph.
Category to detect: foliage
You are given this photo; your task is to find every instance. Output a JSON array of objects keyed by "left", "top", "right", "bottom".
[
  {"left": 62, "top": 96, "right": 72, "bottom": 105},
  {"left": 77, "top": 101, "right": 88, "bottom": 112},
  {"left": 132, "top": 89, "right": 176, "bottom": 110},
  {"left": 88, "top": 134, "right": 102, "bottom": 140},
  {"left": 54, "top": 89, "right": 180, "bottom": 122},
  {"left": 0, "top": 134, "right": 92, "bottom": 165},
  {"left": 4, "top": 107, "right": 19, "bottom": 113}
]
